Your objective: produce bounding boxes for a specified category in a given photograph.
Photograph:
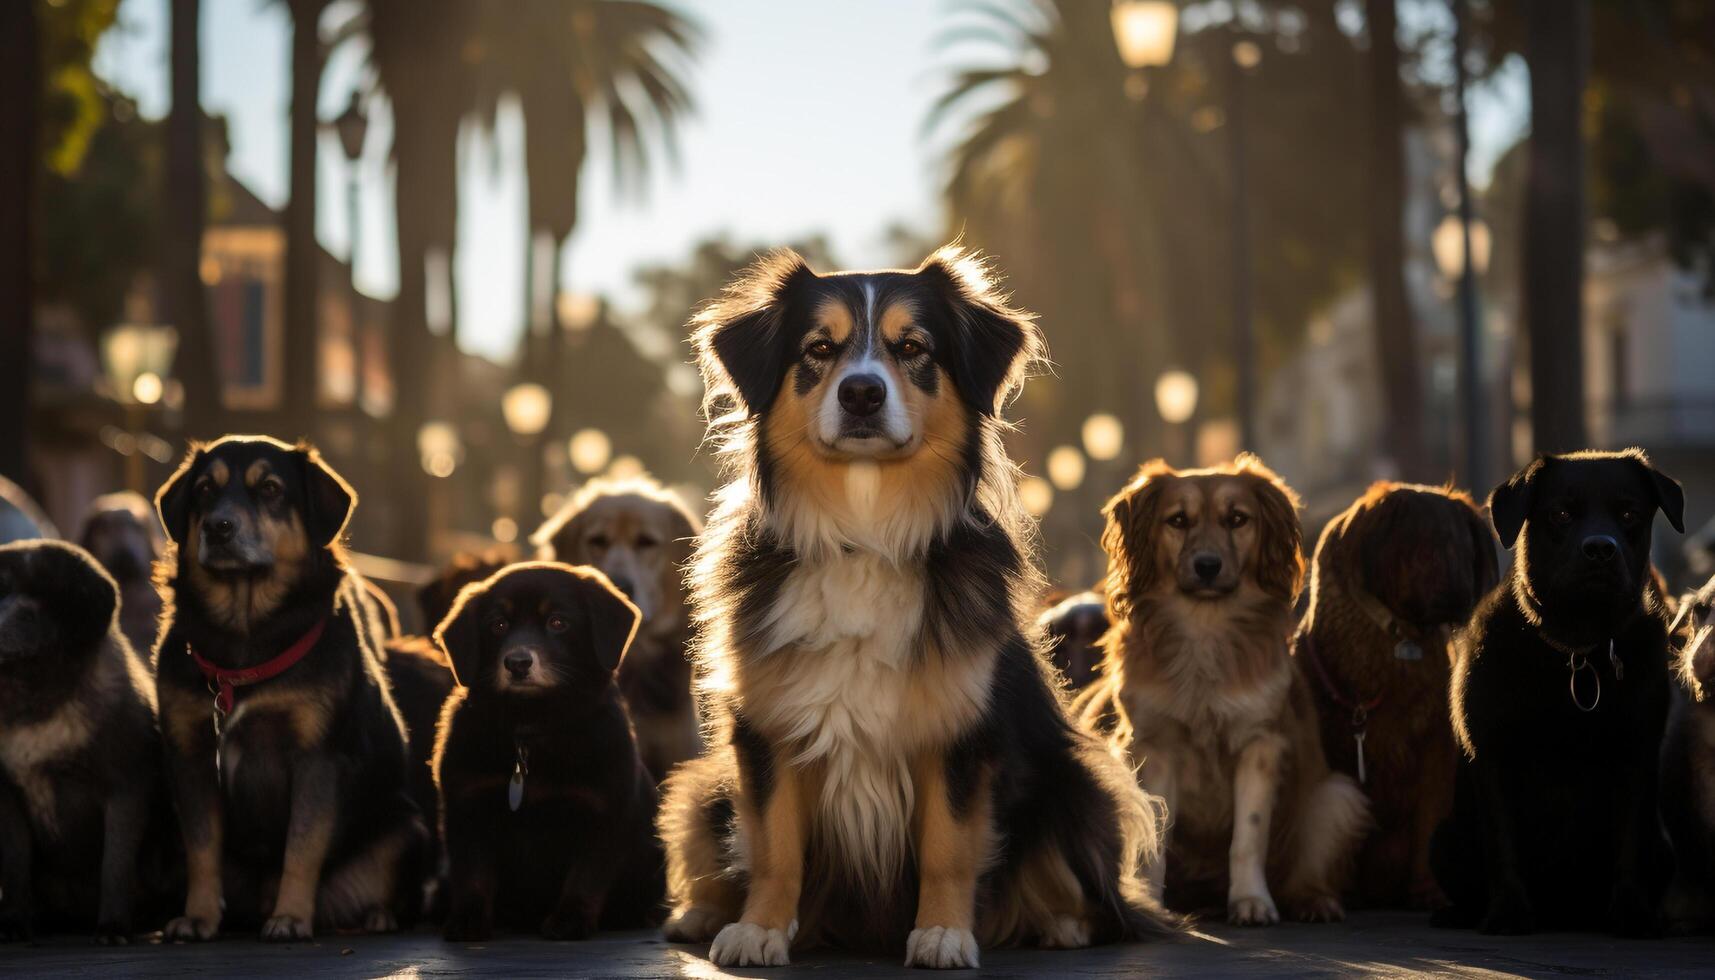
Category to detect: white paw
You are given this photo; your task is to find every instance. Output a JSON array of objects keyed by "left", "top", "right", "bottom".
[
  {"left": 709, "top": 920, "right": 795, "bottom": 967},
  {"left": 1041, "top": 914, "right": 1091, "bottom": 949},
  {"left": 1228, "top": 892, "right": 1280, "bottom": 926},
  {"left": 904, "top": 925, "right": 980, "bottom": 969},
  {"left": 663, "top": 905, "right": 730, "bottom": 943}
]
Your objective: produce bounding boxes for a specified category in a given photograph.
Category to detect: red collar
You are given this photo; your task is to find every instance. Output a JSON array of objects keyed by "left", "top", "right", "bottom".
[{"left": 190, "top": 618, "right": 327, "bottom": 714}]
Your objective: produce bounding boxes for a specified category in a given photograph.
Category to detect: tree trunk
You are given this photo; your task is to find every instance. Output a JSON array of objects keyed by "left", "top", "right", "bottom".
[
  {"left": 0, "top": 0, "right": 38, "bottom": 485},
  {"left": 1364, "top": 0, "right": 1429, "bottom": 481},
  {"left": 282, "top": 0, "right": 328, "bottom": 443},
  {"left": 1523, "top": 0, "right": 1590, "bottom": 453},
  {"left": 165, "top": 0, "right": 221, "bottom": 442}
]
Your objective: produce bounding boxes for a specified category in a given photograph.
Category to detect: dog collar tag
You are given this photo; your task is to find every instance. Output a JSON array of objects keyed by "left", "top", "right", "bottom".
[
  {"left": 508, "top": 743, "right": 529, "bottom": 812},
  {"left": 1609, "top": 639, "right": 1623, "bottom": 681},
  {"left": 1392, "top": 639, "right": 1423, "bottom": 661}
]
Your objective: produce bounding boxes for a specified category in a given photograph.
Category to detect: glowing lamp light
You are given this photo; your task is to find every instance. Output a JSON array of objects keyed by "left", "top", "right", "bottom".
[
  {"left": 1232, "top": 39, "right": 1263, "bottom": 70},
  {"left": 502, "top": 383, "right": 553, "bottom": 437},
  {"left": 608, "top": 455, "right": 645, "bottom": 481},
  {"left": 417, "top": 421, "right": 462, "bottom": 478},
  {"left": 1432, "top": 215, "right": 1492, "bottom": 279},
  {"left": 1111, "top": 1, "right": 1178, "bottom": 69},
  {"left": 568, "top": 428, "right": 613, "bottom": 475},
  {"left": 1046, "top": 445, "right": 1086, "bottom": 492},
  {"left": 1154, "top": 370, "right": 1199, "bottom": 425},
  {"left": 1019, "top": 477, "right": 1054, "bottom": 518},
  {"left": 491, "top": 517, "right": 519, "bottom": 544},
  {"left": 1081, "top": 413, "right": 1125, "bottom": 462},
  {"left": 132, "top": 372, "right": 164, "bottom": 405}
]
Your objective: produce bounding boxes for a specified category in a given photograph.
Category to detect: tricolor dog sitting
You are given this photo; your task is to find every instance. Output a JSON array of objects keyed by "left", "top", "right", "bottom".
[
  {"left": 152, "top": 436, "right": 425, "bottom": 941},
  {"left": 659, "top": 246, "right": 1176, "bottom": 969}
]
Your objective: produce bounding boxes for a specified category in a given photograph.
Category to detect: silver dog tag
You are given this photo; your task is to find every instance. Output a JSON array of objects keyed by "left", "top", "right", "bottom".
[
  {"left": 508, "top": 762, "right": 525, "bottom": 812},
  {"left": 1354, "top": 731, "right": 1367, "bottom": 784},
  {"left": 1393, "top": 639, "right": 1423, "bottom": 661}
]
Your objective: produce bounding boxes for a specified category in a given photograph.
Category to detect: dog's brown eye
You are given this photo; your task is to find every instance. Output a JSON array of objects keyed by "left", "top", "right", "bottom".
[
  {"left": 546, "top": 614, "right": 570, "bottom": 634},
  {"left": 1619, "top": 508, "right": 1640, "bottom": 527},
  {"left": 806, "top": 340, "right": 837, "bottom": 359},
  {"left": 1165, "top": 513, "right": 1189, "bottom": 529},
  {"left": 488, "top": 617, "right": 508, "bottom": 636},
  {"left": 635, "top": 535, "right": 659, "bottom": 549},
  {"left": 588, "top": 534, "right": 610, "bottom": 551},
  {"left": 895, "top": 339, "right": 925, "bottom": 358},
  {"left": 257, "top": 478, "right": 284, "bottom": 500},
  {"left": 1551, "top": 508, "right": 1572, "bottom": 525},
  {"left": 1226, "top": 512, "right": 1249, "bottom": 529}
]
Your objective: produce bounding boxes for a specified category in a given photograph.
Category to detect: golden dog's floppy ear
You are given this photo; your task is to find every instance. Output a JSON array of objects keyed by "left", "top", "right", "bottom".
[
  {"left": 297, "top": 444, "right": 356, "bottom": 548},
  {"left": 154, "top": 443, "right": 206, "bottom": 546},
  {"left": 434, "top": 581, "right": 489, "bottom": 688},
  {"left": 917, "top": 245, "right": 1045, "bottom": 415},
  {"left": 579, "top": 568, "right": 641, "bottom": 672},
  {"left": 1100, "top": 459, "right": 1174, "bottom": 617},
  {"left": 692, "top": 249, "right": 818, "bottom": 417},
  {"left": 1234, "top": 453, "right": 1305, "bottom": 602}
]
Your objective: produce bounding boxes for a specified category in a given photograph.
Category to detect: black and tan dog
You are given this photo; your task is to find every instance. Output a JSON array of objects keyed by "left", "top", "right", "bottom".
[
  {"left": 1433, "top": 449, "right": 1684, "bottom": 935},
  {"left": 432, "top": 562, "right": 663, "bottom": 941},
  {"left": 1296, "top": 483, "right": 1498, "bottom": 910},
  {"left": 78, "top": 491, "right": 166, "bottom": 657},
  {"left": 152, "top": 435, "right": 425, "bottom": 941},
  {"left": 1038, "top": 589, "right": 1107, "bottom": 690},
  {"left": 535, "top": 477, "right": 703, "bottom": 781},
  {"left": 660, "top": 247, "right": 1174, "bottom": 969},
  {"left": 1077, "top": 456, "right": 1368, "bottom": 925},
  {"left": 0, "top": 540, "right": 170, "bottom": 943}
]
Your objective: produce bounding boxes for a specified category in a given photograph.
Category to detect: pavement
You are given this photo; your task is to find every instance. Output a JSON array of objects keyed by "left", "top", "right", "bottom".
[{"left": 4, "top": 913, "right": 1713, "bottom": 978}]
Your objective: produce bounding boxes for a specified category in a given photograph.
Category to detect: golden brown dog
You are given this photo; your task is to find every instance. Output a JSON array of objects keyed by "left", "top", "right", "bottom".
[
  {"left": 1078, "top": 455, "right": 1367, "bottom": 925},
  {"left": 534, "top": 477, "right": 702, "bottom": 781},
  {"left": 1295, "top": 483, "right": 1497, "bottom": 909}
]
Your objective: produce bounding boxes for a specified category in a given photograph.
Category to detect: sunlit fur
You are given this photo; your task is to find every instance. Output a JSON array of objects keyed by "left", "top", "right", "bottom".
[
  {"left": 663, "top": 246, "right": 1175, "bottom": 967},
  {"left": 1079, "top": 454, "right": 1367, "bottom": 925}
]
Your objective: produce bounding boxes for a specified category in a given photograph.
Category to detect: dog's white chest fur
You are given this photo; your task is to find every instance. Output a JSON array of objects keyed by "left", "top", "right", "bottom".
[
  {"left": 0, "top": 691, "right": 95, "bottom": 837},
  {"left": 752, "top": 550, "right": 927, "bottom": 882}
]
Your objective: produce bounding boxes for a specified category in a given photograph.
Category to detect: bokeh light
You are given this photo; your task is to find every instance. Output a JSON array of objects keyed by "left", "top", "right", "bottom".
[
  {"left": 569, "top": 428, "right": 613, "bottom": 474},
  {"left": 1019, "top": 476, "right": 1054, "bottom": 517},
  {"left": 1081, "top": 413, "right": 1124, "bottom": 461},
  {"left": 1046, "top": 445, "right": 1086, "bottom": 491}
]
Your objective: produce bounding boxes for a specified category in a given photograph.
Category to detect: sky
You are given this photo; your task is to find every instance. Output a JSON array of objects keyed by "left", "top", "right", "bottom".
[{"left": 92, "top": 0, "right": 1527, "bottom": 364}]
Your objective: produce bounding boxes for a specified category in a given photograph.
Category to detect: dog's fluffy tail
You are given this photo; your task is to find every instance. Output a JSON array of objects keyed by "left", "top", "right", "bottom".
[{"left": 1086, "top": 737, "right": 1187, "bottom": 940}]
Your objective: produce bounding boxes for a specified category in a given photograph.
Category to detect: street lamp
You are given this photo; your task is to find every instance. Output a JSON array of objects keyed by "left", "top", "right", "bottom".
[
  {"left": 101, "top": 323, "right": 178, "bottom": 492},
  {"left": 1227, "top": 33, "right": 1260, "bottom": 452},
  {"left": 504, "top": 382, "right": 554, "bottom": 537},
  {"left": 1155, "top": 369, "right": 1199, "bottom": 465},
  {"left": 1432, "top": 215, "right": 1491, "bottom": 281},
  {"left": 1447, "top": 0, "right": 1488, "bottom": 492},
  {"left": 1111, "top": 1, "right": 1178, "bottom": 68},
  {"left": 329, "top": 91, "right": 369, "bottom": 414}
]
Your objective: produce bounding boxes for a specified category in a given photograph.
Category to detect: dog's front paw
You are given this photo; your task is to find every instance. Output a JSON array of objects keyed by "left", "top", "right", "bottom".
[
  {"left": 1040, "top": 914, "right": 1091, "bottom": 949},
  {"left": 1478, "top": 885, "right": 1535, "bottom": 936},
  {"left": 905, "top": 925, "right": 980, "bottom": 968},
  {"left": 95, "top": 921, "right": 133, "bottom": 945},
  {"left": 540, "top": 906, "right": 596, "bottom": 941},
  {"left": 1287, "top": 894, "right": 1345, "bottom": 923},
  {"left": 164, "top": 914, "right": 219, "bottom": 942},
  {"left": 663, "top": 905, "right": 729, "bottom": 942},
  {"left": 442, "top": 906, "right": 493, "bottom": 943},
  {"left": 260, "top": 914, "right": 313, "bottom": 942},
  {"left": 1228, "top": 892, "right": 1280, "bottom": 926},
  {"left": 363, "top": 907, "right": 399, "bottom": 934},
  {"left": 1608, "top": 883, "right": 1662, "bottom": 938},
  {"left": 709, "top": 920, "right": 794, "bottom": 967}
]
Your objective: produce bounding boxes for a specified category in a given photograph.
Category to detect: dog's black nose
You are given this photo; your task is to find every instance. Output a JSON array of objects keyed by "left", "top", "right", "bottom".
[
  {"left": 1193, "top": 553, "right": 1223, "bottom": 583},
  {"left": 206, "top": 518, "right": 236, "bottom": 544},
  {"left": 503, "top": 651, "right": 534, "bottom": 678},
  {"left": 1582, "top": 535, "right": 1619, "bottom": 563},
  {"left": 838, "top": 374, "right": 886, "bottom": 417},
  {"left": 609, "top": 576, "right": 636, "bottom": 599}
]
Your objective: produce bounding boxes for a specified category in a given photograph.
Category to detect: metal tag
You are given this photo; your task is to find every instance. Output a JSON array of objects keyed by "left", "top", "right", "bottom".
[
  {"left": 1354, "top": 730, "right": 1367, "bottom": 784},
  {"left": 1393, "top": 639, "right": 1423, "bottom": 661},
  {"left": 508, "top": 763, "right": 525, "bottom": 812}
]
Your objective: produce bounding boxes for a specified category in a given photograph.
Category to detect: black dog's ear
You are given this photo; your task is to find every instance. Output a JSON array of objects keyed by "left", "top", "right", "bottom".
[
  {"left": 1487, "top": 458, "right": 1543, "bottom": 549},
  {"left": 582, "top": 571, "right": 641, "bottom": 672},
  {"left": 917, "top": 245, "right": 1044, "bottom": 415},
  {"left": 434, "top": 582, "right": 489, "bottom": 688},
  {"left": 1631, "top": 453, "right": 1686, "bottom": 534},
  {"left": 155, "top": 445, "right": 205, "bottom": 545},
  {"left": 53, "top": 544, "right": 120, "bottom": 648},
  {"left": 298, "top": 445, "right": 356, "bottom": 547},
  {"left": 693, "top": 250, "right": 817, "bottom": 417}
]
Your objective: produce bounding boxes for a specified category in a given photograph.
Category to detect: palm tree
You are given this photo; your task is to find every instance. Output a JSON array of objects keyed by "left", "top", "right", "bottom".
[
  {"left": 165, "top": 0, "right": 222, "bottom": 441},
  {"left": 0, "top": 0, "right": 37, "bottom": 484},
  {"left": 281, "top": 0, "right": 331, "bottom": 442}
]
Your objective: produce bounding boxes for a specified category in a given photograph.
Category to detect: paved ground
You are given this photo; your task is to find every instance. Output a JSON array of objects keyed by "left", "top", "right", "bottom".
[{"left": 4, "top": 913, "right": 1712, "bottom": 978}]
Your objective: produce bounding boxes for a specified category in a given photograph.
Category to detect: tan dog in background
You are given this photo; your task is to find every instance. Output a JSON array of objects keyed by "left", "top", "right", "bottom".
[
  {"left": 535, "top": 476, "right": 703, "bottom": 781},
  {"left": 1078, "top": 455, "right": 1367, "bottom": 925}
]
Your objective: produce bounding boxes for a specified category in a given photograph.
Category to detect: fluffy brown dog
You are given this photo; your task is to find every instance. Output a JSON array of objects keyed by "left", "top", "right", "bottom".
[
  {"left": 534, "top": 478, "right": 702, "bottom": 781},
  {"left": 1078, "top": 454, "right": 1368, "bottom": 925},
  {"left": 1295, "top": 483, "right": 1498, "bottom": 910}
]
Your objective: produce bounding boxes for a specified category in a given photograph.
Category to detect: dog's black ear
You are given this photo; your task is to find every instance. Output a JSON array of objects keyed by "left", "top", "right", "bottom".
[
  {"left": 155, "top": 445, "right": 205, "bottom": 545},
  {"left": 1236, "top": 453, "right": 1306, "bottom": 603},
  {"left": 1631, "top": 453, "right": 1686, "bottom": 534},
  {"left": 693, "top": 250, "right": 817, "bottom": 417},
  {"left": 1487, "top": 458, "right": 1542, "bottom": 549},
  {"left": 434, "top": 582, "right": 489, "bottom": 688},
  {"left": 583, "top": 570, "right": 641, "bottom": 672},
  {"left": 918, "top": 245, "right": 1044, "bottom": 415},
  {"left": 298, "top": 445, "right": 355, "bottom": 548},
  {"left": 52, "top": 544, "right": 119, "bottom": 648}
]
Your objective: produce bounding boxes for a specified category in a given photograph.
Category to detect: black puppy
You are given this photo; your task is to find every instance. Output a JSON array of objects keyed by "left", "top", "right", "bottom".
[
  {"left": 153, "top": 436, "right": 425, "bottom": 941},
  {"left": 0, "top": 540, "right": 169, "bottom": 943},
  {"left": 432, "top": 562, "right": 664, "bottom": 941},
  {"left": 1433, "top": 449, "right": 1684, "bottom": 935}
]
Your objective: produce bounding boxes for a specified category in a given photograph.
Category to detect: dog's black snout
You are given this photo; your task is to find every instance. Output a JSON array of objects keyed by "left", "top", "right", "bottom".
[
  {"left": 1582, "top": 535, "right": 1619, "bottom": 563},
  {"left": 838, "top": 374, "right": 886, "bottom": 417},
  {"left": 206, "top": 518, "right": 236, "bottom": 544},
  {"left": 1192, "top": 553, "right": 1223, "bottom": 583},
  {"left": 609, "top": 576, "right": 636, "bottom": 599},
  {"left": 503, "top": 651, "right": 535, "bottom": 679}
]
